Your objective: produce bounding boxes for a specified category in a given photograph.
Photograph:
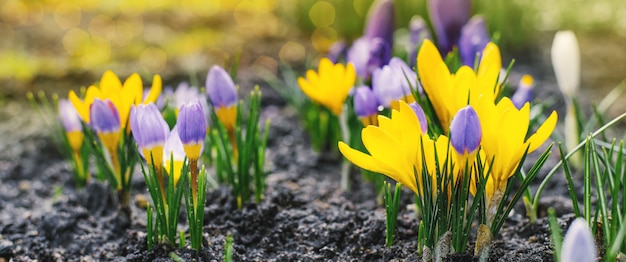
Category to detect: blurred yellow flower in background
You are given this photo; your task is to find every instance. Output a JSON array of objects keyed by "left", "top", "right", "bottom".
[{"left": 298, "top": 58, "right": 356, "bottom": 115}]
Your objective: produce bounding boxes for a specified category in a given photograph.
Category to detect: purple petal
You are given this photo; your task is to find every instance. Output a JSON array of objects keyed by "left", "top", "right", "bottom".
[
  {"left": 364, "top": 0, "right": 395, "bottom": 49},
  {"left": 562, "top": 218, "right": 597, "bottom": 262},
  {"left": 163, "top": 127, "right": 186, "bottom": 163},
  {"left": 58, "top": 99, "right": 82, "bottom": 132},
  {"left": 177, "top": 100, "right": 207, "bottom": 145},
  {"left": 450, "top": 106, "right": 482, "bottom": 154},
  {"left": 90, "top": 98, "right": 120, "bottom": 134},
  {"left": 409, "top": 102, "right": 428, "bottom": 134},
  {"left": 511, "top": 75, "right": 534, "bottom": 109},
  {"left": 428, "top": 0, "right": 471, "bottom": 55},
  {"left": 353, "top": 86, "right": 379, "bottom": 117},
  {"left": 206, "top": 65, "right": 237, "bottom": 108},
  {"left": 458, "top": 15, "right": 490, "bottom": 67}
]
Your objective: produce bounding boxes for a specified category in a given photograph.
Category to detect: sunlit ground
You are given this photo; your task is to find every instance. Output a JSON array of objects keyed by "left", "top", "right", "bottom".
[{"left": 1, "top": 0, "right": 625, "bottom": 113}]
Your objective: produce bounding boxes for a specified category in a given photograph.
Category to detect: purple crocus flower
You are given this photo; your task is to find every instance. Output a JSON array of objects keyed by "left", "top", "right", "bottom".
[
  {"left": 428, "top": 0, "right": 471, "bottom": 55},
  {"left": 90, "top": 98, "right": 121, "bottom": 153},
  {"left": 408, "top": 15, "right": 432, "bottom": 67},
  {"left": 59, "top": 99, "right": 83, "bottom": 133},
  {"left": 90, "top": 98, "right": 120, "bottom": 134},
  {"left": 347, "top": 37, "right": 391, "bottom": 79},
  {"left": 458, "top": 15, "right": 490, "bottom": 67},
  {"left": 177, "top": 100, "right": 207, "bottom": 160},
  {"left": 449, "top": 106, "right": 481, "bottom": 156},
  {"left": 372, "top": 57, "right": 419, "bottom": 108},
  {"left": 363, "top": 0, "right": 395, "bottom": 46},
  {"left": 353, "top": 86, "right": 379, "bottom": 126},
  {"left": 130, "top": 103, "right": 170, "bottom": 164},
  {"left": 206, "top": 65, "right": 237, "bottom": 108},
  {"left": 59, "top": 99, "right": 84, "bottom": 152},
  {"left": 511, "top": 75, "right": 534, "bottom": 109},
  {"left": 346, "top": 0, "right": 394, "bottom": 79},
  {"left": 409, "top": 102, "right": 428, "bottom": 134},
  {"left": 561, "top": 218, "right": 597, "bottom": 262}
]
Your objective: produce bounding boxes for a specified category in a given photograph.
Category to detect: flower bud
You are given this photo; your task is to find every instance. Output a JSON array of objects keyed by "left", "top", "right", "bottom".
[
  {"left": 130, "top": 103, "right": 170, "bottom": 166},
  {"left": 353, "top": 86, "right": 379, "bottom": 126},
  {"left": 551, "top": 30, "right": 580, "bottom": 98},
  {"left": 58, "top": 99, "right": 84, "bottom": 152},
  {"left": 177, "top": 100, "right": 207, "bottom": 160},
  {"left": 347, "top": 37, "right": 391, "bottom": 79},
  {"left": 163, "top": 128, "right": 186, "bottom": 186},
  {"left": 206, "top": 65, "right": 237, "bottom": 108},
  {"left": 363, "top": 0, "right": 395, "bottom": 47},
  {"left": 458, "top": 15, "right": 490, "bottom": 67},
  {"left": 90, "top": 98, "right": 121, "bottom": 153},
  {"left": 427, "top": 0, "right": 471, "bottom": 55},
  {"left": 561, "top": 218, "right": 597, "bottom": 262},
  {"left": 449, "top": 106, "right": 481, "bottom": 156},
  {"left": 408, "top": 102, "right": 428, "bottom": 134},
  {"left": 511, "top": 75, "right": 534, "bottom": 109}
]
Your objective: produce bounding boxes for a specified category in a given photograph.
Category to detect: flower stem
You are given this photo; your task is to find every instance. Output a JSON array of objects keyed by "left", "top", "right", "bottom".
[
  {"left": 190, "top": 158, "right": 198, "bottom": 206},
  {"left": 339, "top": 106, "right": 350, "bottom": 190}
]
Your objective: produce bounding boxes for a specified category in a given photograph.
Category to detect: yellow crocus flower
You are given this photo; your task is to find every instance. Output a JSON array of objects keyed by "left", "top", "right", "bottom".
[
  {"left": 68, "top": 70, "right": 162, "bottom": 130},
  {"left": 338, "top": 101, "right": 450, "bottom": 195},
  {"left": 417, "top": 39, "right": 501, "bottom": 132},
  {"left": 298, "top": 58, "right": 356, "bottom": 115},
  {"left": 472, "top": 95, "right": 557, "bottom": 206}
]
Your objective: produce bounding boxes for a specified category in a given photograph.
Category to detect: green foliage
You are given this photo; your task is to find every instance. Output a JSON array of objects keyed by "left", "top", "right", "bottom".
[
  {"left": 210, "top": 86, "right": 270, "bottom": 208},
  {"left": 384, "top": 182, "right": 402, "bottom": 247}
]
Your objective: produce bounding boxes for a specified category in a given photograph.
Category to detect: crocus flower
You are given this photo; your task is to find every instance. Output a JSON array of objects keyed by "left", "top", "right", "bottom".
[
  {"left": 458, "top": 15, "right": 490, "bottom": 67},
  {"left": 561, "top": 218, "right": 597, "bottom": 262},
  {"left": 372, "top": 57, "right": 419, "bottom": 109},
  {"left": 408, "top": 15, "right": 431, "bottom": 67},
  {"left": 347, "top": 37, "right": 390, "bottom": 79},
  {"left": 90, "top": 98, "right": 123, "bottom": 185},
  {"left": 339, "top": 100, "right": 449, "bottom": 196},
  {"left": 58, "top": 99, "right": 84, "bottom": 153},
  {"left": 91, "top": 98, "right": 121, "bottom": 151},
  {"left": 353, "top": 86, "right": 379, "bottom": 126},
  {"left": 551, "top": 30, "right": 580, "bottom": 98},
  {"left": 449, "top": 105, "right": 481, "bottom": 167},
  {"left": 163, "top": 128, "right": 186, "bottom": 186},
  {"left": 472, "top": 95, "right": 557, "bottom": 214},
  {"left": 409, "top": 102, "right": 428, "bottom": 134},
  {"left": 68, "top": 70, "right": 162, "bottom": 131},
  {"left": 511, "top": 75, "right": 534, "bottom": 109},
  {"left": 417, "top": 39, "right": 501, "bottom": 132},
  {"left": 177, "top": 100, "right": 207, "bottom": 161},
  {"left": 346, "top": 0, "right": 394, "bottom": 79},
  {"left": 206, "top": 65, "right": 238, "bottom": 131},
  {"left": 363, "top": 0, "right": 395, "bottom": 47},
  {"left": 298, "top": 58, "right": 356, "bottom": 115},
  {"left": 427, "top": 0, "right": 471, "bottom": 55},
  {"left": 130, "top": 103, "right": 170, "bottom": 168}
]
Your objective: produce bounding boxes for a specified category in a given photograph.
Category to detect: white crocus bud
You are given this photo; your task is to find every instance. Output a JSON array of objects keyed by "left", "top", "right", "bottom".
[
  {"left": 561, "top": 218, "right": 597, "bottom": 262},
  {"left": 551, "top": 30, "right": 580, "bottom": 98}
]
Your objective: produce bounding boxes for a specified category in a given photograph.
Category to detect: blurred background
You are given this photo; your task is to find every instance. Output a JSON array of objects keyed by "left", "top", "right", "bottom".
[{"left": 1, "top": 0, "right": 625, "bottom": 114}]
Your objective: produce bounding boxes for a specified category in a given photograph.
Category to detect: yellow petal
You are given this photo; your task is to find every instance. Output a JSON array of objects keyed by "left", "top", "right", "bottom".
[
  {"left": 477, "top": 42, "right": 502, "bottom": 98},
  {"left": 68, "top": 90, "right": 89, "bottom": 123},
  {"left": 144, "top": 74, "right": 162, "bottom": 104},
  {"left": 100, "top": 70, "right": 122, "bottom": 96},
  {"left": 123, "top": 73, "right": 143, "bottom": 105},
  {"left": 527, "top": 111, "right": 558, "bottom": 152}
]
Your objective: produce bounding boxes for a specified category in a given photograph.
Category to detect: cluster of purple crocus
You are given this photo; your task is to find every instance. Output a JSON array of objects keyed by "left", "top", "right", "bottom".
[{"left": 330, "top": 0, "right": 493, "bottom": 128}]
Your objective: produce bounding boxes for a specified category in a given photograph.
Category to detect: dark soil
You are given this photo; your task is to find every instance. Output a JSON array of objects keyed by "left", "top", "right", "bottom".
[{"left": 0, "top": 93, "right": 578, "bottom": 262}]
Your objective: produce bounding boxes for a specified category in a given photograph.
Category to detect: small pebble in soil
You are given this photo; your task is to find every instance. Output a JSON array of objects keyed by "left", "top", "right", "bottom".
[{"left": 134, "top": 194, "right": 148, "bottom": 209}]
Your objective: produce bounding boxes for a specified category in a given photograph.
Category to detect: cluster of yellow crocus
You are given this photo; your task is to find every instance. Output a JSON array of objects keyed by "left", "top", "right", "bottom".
[{"left": 340, "top": 39, "right": 558, "bottom": 225}]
